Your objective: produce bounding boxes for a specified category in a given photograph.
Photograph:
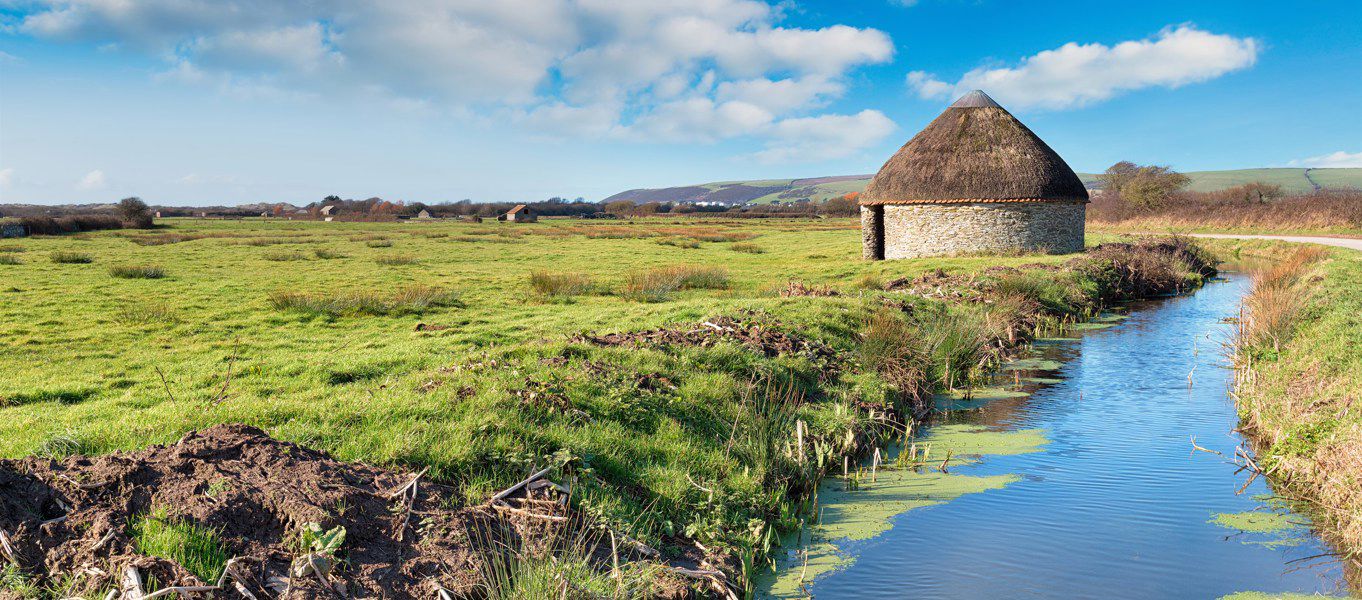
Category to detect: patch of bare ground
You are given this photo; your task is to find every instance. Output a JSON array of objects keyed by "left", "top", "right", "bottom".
[{"left": 573, "top": 314, "right": 839, "bottom": 366}]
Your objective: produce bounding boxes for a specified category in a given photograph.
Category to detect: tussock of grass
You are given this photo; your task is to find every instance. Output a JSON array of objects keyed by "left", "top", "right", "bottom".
[
  {"left": 269, "top": 285, "right": 460, "bottom": 317},
  {"left": 529, "top": 271, "right": 593, "bottom": 299},
  {"left": 730, "top": 242, "right": 765, "bottom": 254},
  {"left": 109, "top": 264, "right": 167, "bottom": 279},
  {"left": 366, "top": 239, "right": 394, "bottom": 248},
  {"left": 313, "top": 248, "right": 347, "bottom": 259},
  {"left": 621, "top": 265, "right": 730, "bottom": 302},
  {"left": 132, "top": 506, "right": 230, "bottom": 583},
  {"left": 0, "top": 246, "right": 25, "bottom": 252},
  {"left": 855, "top": 273, "right": 883, "bottom": 290},
  {"left": 693, "top": 231, "right": 756, "bottom": 243},
  {"left": 349, "top": 234, "right": 388, "bottom": 242},
  {"left": 113, "top": 300, "right": 178, "bottom": 325},
  {"left": 655, "top": 238, "right": 700, "bottom": 249},
  {"left": 50, "top": 251, "right": 94, "bottom": 264},
  {"left": 32, "top": 430, "right": 95, "bottom": 459},
  {"left": 376, "top": 254, "right": 419, "bottom": 266},
  {"left": 263, "top": 250, "right": 309, "bottom": 261},
  {"left": 0, "top": 255, "right": 21, "bottom": 265},
  {"left": 1238, "top": 246, "right": 1329, "bottom": 355}
]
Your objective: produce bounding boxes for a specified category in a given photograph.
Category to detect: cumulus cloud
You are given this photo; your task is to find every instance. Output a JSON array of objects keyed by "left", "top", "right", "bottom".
[
  {"left": 77, "top": 169, "right": 106, "bottom": 190},
  {"left": 1288, "top": 151, "right": 1362, "bottom": 169},
  {"left": 16, "top": 0, "right": 896, "bottom": 160},
  {"left": 907, "top": 25, "right": 1258, "bottom": 109}
]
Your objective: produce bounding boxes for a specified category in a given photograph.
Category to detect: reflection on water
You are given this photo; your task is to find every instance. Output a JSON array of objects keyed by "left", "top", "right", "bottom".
[{"left": 757, "top": 274, "right": 1352, "bottom": 599}]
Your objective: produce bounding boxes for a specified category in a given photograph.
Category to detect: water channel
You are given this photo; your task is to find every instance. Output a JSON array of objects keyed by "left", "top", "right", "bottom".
[{"left": 757, "top": 272, "right": 1353, "bottom": 599}]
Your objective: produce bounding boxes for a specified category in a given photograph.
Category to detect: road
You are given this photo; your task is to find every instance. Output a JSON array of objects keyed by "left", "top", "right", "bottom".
[{"left": 1182, "top": 233, "right": 1362, "bottom": 252}]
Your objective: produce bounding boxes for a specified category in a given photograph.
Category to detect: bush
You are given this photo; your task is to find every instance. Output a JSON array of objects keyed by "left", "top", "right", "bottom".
[
  {"left": 621, "top": 265, "right": 729, "bottom": 302},
  {"left": 269, "top": 285, "right": 460, "bottom": 317},
  {"left": 110, "top": 264, "right": 167, "bottom": 279},
  {"left": 22, "top": 215, "right": 124, "bottom": 235},
  {"left": 529, "top": 271, "right": 594, "bottom": 298},
  {"left": 50, "top": 251, "right": 94, "bottom": 264},
  {"left": 118, "top": 197, "right": 155, "bottom": 228},
  {"left": 730, "top": 242, "right": 765, "bottom": 254}
]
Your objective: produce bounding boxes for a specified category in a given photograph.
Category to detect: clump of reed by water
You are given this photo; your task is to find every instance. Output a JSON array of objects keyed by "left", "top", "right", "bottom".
[{"left": 1237, "top": 246, "right": 1329, "bottom": 356}]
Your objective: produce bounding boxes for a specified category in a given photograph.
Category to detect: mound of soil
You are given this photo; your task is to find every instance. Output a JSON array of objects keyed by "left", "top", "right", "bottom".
[
  {"left": 574, "top": 315, "right": 839, "bottom": 365},
  {"left": 0, "top": 425, "right": 482, "bottom": 599}
]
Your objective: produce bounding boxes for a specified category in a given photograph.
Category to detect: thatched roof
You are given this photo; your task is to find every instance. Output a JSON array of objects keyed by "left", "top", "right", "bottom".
[
  {"left": 507, "top": 204, "right": 529, "bottom": 214},
  {"left": 861, "top": 90, "right": 1088, "bottom": 205}
]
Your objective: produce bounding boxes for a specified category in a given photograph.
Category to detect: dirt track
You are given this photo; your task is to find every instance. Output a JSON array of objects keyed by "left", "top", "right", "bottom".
[{"left": 1183, "top": 233, "right": 1362, "bottom": 252}]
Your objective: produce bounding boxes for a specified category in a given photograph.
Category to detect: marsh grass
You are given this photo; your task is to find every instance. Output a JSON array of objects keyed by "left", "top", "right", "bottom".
[
  {"left": 0, "top": 255, "right": 21, "bottom": 265},
  {"left": 0, "top": 246, "right": 25, "bottom": 252},
  {"left": 366, "top": 239, "right": 394, "bottom": 248},
  {"left": 621, "top": 265, "right": 729, "bottom": 302},
  {"left": 655, "top": 238, "right": 700, "bottom": 249},
  {"left": 269, "top": 285, "right": 460, "bottom": 317},
  {"left": 729, "top": 242, "right": 765, "bottom": 254},
  {"left": 131, "top": 506, "right": 230, "bottom": 584},
  {"left": 109, "top": 264, "right": 167, "bottom": 279},
  {"left": 263, "top": 250, "right": 309, "bottom": 261},
  {"left": 1238, "top": 246, "right": 1329, "bottom": 355},
  {"left": 472, "top": 514, "right": 658, "bottom": 599},
  {"left": 50, "top": 251, "right": 94, "bottom": 264},
  {"left": 113, "top": 300, "right": 178, "bottom": 325},
  {"left": 376, "top": 254, "right": 420, "bottom": 266},
  {"left": 529, "top": 271, "right": 594, "bottom": 299},
  {"left": 313, "top": 248, "right": 347, "bottom": 259}
]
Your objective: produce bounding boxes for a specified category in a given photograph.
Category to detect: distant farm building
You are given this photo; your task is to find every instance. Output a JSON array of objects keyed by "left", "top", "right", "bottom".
[
  {"left": 1, "top": 220, "right": 26, "bottom": 238},
  {"left": 499, "top": 205, "right": 537, "bottom": 222},
  {"left": 416, "top": 209, "right": 433, "bottom": 219},
  {"left": 861, "top": 90, "right": 1088, "bottom": 260}
]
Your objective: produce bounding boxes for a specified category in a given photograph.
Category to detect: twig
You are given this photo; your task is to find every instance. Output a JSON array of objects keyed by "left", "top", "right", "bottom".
[
  {"left": 154, "top": 366, "right": 177, "bottom": 403},
  {"left": 121, "top": 565, "right": 145, "bottom": 600},
  {"left": 0, "top": 527, "right": 16, "bottom": 566},
  {"left": 208, "top": 337, "right": 241, "bottom": 406},
  {"left": 140, "top": 585, "right": 220, "bottom": 600},
  {"left": 388, "top": 467, "right": 429, "bottom": 499},
  {"left": 490, "top": 504, "right": 567, "bottom": 522},
  {"left": 939, "top": 449, "right": 953, "bottom": 471},
  {"left": 1189, "top": 436, "right": 1223, "bottom": 456},
  {"left": 489, "top": 466, "right": 553, "bottom": 504},
  {"left": 89, "top": 529, "right": 117, "bottom": 552}
]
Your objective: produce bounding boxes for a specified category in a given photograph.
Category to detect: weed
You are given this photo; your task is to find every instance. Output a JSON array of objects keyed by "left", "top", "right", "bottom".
[
  {"left": 131, "top": 506, "right": 230, "bottom": 584},
  {"left": 110, "top": 264, "right": 167, "bottom": 279},
  {"left": 50, "top": 251, "right": 94, "bottom": 264}
]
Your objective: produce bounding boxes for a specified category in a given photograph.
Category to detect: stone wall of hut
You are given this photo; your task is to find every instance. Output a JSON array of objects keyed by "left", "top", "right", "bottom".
[{"left": 865, "top": 201, "right": 1085, "bottom": 259}]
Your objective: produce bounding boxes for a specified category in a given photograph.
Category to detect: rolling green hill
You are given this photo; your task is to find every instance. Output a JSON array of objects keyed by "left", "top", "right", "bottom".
[{"left": 607, "top": 168, "right": 1362, "bottom": 205}]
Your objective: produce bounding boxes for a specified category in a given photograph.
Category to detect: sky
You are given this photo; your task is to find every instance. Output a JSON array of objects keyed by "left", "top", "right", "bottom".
[{"left": 0, "top": 0, "right": 1359, "bottom": 206}]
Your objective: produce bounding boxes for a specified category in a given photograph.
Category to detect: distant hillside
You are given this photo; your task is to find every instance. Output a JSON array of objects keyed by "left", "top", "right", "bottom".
[{"left": 607, "top": 168, "right": 1362, "bottom": 205}]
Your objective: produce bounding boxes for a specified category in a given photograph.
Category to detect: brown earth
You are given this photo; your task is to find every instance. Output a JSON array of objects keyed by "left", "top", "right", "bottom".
[
  {"left": 573, "top": 314, "right": 840, "bottom": 367},
  {"left": 0, "top": 425, "right": 489, "bottom": 599}
]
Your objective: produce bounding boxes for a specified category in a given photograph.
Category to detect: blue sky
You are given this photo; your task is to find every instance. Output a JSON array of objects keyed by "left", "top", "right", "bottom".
[{"left": 1, "top": 0, "right": 1359, "bottom": 206}]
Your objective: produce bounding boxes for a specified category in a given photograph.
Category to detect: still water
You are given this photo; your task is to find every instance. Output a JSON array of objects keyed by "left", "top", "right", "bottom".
[{"left": 759, "top": 273, "right": 1353, "bottom": 599}]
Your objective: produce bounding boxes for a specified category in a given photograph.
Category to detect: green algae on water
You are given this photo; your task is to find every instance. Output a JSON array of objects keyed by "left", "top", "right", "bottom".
[
  {"left": 1004, "top": 358, "right": 1064, "bottom": 371},
  {"left": 1210, "top": 510, "right": 1300, "bottom": 534}
]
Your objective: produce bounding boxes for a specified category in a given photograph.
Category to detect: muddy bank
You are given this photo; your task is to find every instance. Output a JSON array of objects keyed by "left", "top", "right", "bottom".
[{"left": 0, "top": 425, "right": 488, "bottom": 599}]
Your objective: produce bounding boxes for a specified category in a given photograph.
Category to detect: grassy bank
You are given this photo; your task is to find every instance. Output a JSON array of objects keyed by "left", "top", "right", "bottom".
[
  {"left": 1232, "top": 242, "right": 1362, "bottom": 567},
  {"left": 0, "top": 219, "right": 1216, "bottom": 595}
]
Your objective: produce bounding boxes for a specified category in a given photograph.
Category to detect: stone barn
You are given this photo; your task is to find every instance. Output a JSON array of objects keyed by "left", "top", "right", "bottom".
[{"left": 860, "top": 90, "right": 1088, "bottom": 260}]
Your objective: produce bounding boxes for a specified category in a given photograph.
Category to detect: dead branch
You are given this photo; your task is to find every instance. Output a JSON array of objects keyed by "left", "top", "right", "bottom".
[{"left": 489, "top": 466, "right": 553, "bottom": 505}]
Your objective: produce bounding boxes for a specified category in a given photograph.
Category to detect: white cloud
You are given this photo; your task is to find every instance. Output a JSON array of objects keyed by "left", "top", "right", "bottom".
[
  {"left": 907, "top": 25, "right": 1259, "bottom": 109},
  {"left": 1288, "top": 151, "right": 1362, "bottom": 168},
  {"left": 753, "top": 109, "right": 896, "bottom": 163},
  {"left": 77, "top": 169, "right": 106, "bottom": 190},
  {"left": 0, "top": 168, "right": 13, "bottom": 189},
  {"left": 16, "top": 1, "right": 895, "bottom": 158}
]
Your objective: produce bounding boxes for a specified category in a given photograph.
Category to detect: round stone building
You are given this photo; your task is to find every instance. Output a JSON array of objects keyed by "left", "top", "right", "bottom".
[{"left": 861, "top": 90, "right": 1088, "bottom": 260}]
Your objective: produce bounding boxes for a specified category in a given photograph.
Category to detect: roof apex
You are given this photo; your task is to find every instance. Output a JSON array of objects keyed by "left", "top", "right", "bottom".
[{"left": 950, "top": 90, "right": 1001, "bottom": 109}]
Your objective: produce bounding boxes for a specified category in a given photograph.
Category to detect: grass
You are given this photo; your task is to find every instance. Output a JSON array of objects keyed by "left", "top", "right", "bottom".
[
  {"left": 0, "top": 217, "right": 1178, "bottom": 589},
  {"left": 131, "top": 506, "right": 231, "bottom": 584},
  {"left": 375, "top": 254, "right": 420, "bottom": 266},
  {"left": 50, "top": 251, "right": 93, "bottom": 264},
  {"left": 730, "top": 242, "right": 765, "bottom": 254},
  {"left": 621, "top": 265, "right": 730, "bottom": 302},
  {"left": 529, "top": 271, "right": 594, "bottom": 299},
  {"left": 0, "top": 255, "right": 21, "bottom": 265},
  {"left": 365, "top": 239, "right": 394, "bottom": 248},
  {"left": 269, "top": 285, "right": 460, "bottom": 317},
  {"left": 263, "top": 250, "right": 309, "bottom": 261},
  {"left": 110, "top": 264, "right": 168, "bottom": 279},
  {"left": 314, "top": 248, "right": 347, "bottom": 259},
  {"left": 1224, "top": 239, "right": 1362, "bottom": 557}
]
